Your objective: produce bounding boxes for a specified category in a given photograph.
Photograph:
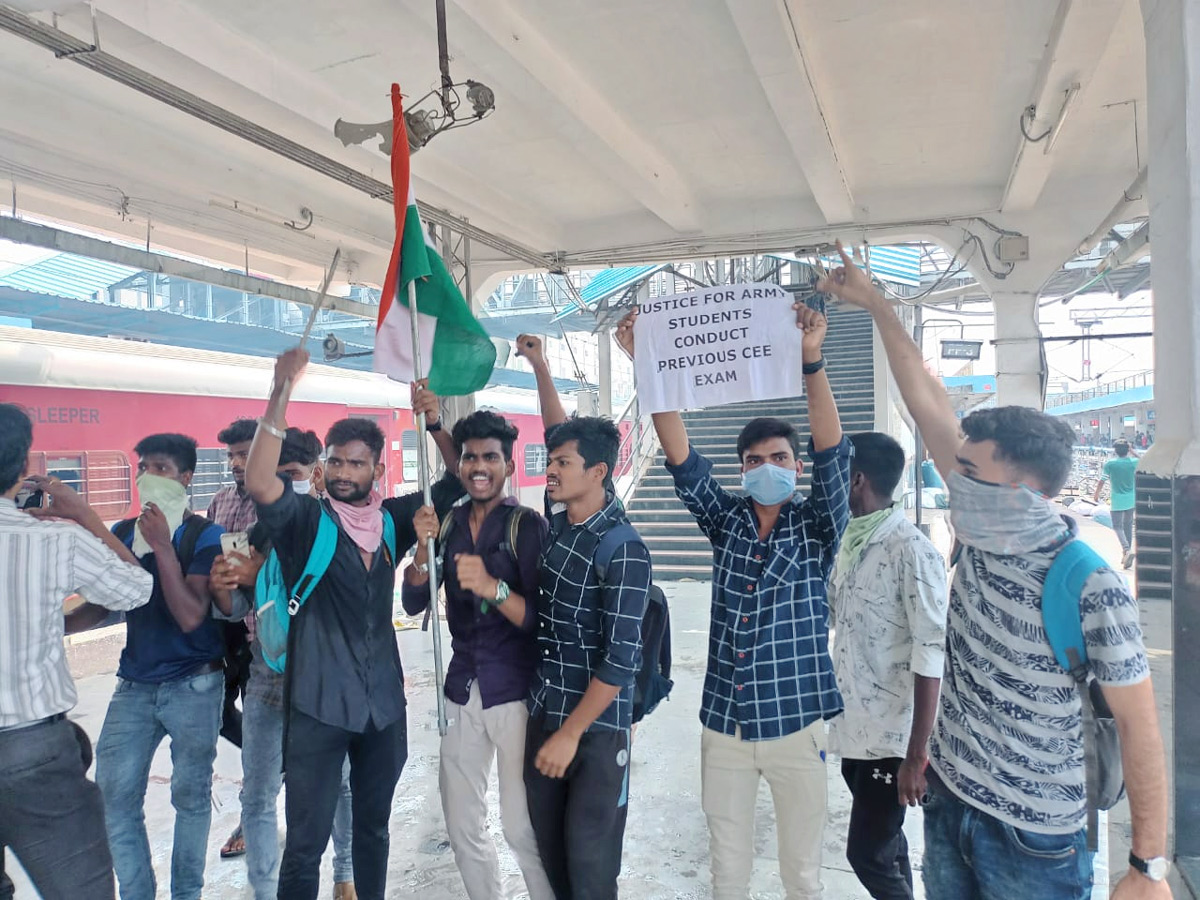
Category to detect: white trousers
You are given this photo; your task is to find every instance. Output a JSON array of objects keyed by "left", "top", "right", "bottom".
[
  {"left": 701, "top": 721, "right": 828, "bottom": 900},
  {"left": 440, "top": 684, "right": 554, "bottom": 900}
]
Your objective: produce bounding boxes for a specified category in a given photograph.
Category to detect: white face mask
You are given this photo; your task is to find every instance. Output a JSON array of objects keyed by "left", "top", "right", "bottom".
[
  {"left": 132, "top": 472, "right": 189, "bottom": 558},
  {"left": 292, "top": 478, "right": 312, "bottom": 496}
]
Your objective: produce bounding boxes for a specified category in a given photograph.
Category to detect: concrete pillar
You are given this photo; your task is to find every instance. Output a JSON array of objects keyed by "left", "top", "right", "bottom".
[
  {"left": 1142, "top": 0, "right": 1200, "bottom": 472},
  {"left": 992, "top": 291, "right": 1044, "bottom": 409},
  {"left": 1140, "top": 0, "right": 1200, "bottom": 881},
  {"left": 598, "top": 330, "right": 613, "bottom": 417}
]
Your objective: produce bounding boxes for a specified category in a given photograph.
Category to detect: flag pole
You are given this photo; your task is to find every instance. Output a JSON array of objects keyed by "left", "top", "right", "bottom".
[{"left": 406, "top": 277, "right": 449, "bottom": 736}]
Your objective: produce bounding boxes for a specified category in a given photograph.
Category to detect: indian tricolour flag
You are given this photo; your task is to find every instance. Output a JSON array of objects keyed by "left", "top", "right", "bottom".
[{"left": 374, "top": 83, "right": 496, "bottom": 395}]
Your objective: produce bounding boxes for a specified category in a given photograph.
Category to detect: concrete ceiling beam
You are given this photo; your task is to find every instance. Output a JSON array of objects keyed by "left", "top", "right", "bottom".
[
  {"left": 444, "top": 0, "right": 703, "bottom": 234},
  {"left": 1000, "top": 0, "right": 1127, "bottom": 212},
  {"left": 724, "top": 0, "right": 855, "bottom": 225}
]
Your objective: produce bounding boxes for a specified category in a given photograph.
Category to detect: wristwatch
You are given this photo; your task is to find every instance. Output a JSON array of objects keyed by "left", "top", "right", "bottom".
[
  {"left": 426, "top": 418, "right": 443, "bottom": 433},
  {"left": 1128, "top": 851, "right": 1170, "bottom": 882},
  {"left": 481, "top": 579, "right": 510, "bottom": 613}
]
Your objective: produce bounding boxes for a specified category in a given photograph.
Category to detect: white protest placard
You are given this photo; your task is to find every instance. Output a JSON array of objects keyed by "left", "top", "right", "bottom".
[{"left": 632, "top": 282, "right": 805, "bottom": 414}]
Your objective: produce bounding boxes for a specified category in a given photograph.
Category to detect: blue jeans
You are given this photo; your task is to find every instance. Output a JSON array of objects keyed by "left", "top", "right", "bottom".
[
  {"left": 96, "top": 669, "right": 224, "bottom": 900},
  {"left": 241, "top": 694, "right": 354, "bottom": 900},
  {"left": 922, "top": 771, "right": 1094, "bottom": 900}
]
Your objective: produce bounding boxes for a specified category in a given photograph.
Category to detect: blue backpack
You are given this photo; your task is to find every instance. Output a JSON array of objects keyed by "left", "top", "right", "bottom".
[
  {"left": 255, "top": 506, "right": 397, "bottom": 674},
  {"left": 1042, "top": 538, "right": 1126, "bottom": 851}
]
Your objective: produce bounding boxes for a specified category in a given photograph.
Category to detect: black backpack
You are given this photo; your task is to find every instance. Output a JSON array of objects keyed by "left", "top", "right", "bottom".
[
  {"left": 113, "top": 514, "right": 210, "bottom": 571},
  {"left": 592, "top": 523, "right": 673, "bottom": 724}
]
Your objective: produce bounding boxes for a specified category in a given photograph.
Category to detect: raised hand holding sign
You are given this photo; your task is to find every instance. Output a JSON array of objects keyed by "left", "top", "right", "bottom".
[{"left": 630, "top": 283, "right": 808, "bottom": 414}]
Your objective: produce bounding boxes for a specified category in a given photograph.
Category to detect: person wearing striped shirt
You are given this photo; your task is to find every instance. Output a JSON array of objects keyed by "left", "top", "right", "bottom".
[
  {"left": 616, "top": 303, "right": 851, "bottom": 900},
  {"left": 820, "top": 241, "right": 1171, "bottom": 900},
  {"left": 0, "top": 402, "right": 153, "bottom": 899}
]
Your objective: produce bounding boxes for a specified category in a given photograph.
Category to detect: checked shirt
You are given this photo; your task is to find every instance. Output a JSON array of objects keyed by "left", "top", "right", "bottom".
[
  {"left": 530, "top": 493, "right": 651, "bottom": 733},
  {"left": 666, "top": 437, "right": 852, "bottom": 741}
]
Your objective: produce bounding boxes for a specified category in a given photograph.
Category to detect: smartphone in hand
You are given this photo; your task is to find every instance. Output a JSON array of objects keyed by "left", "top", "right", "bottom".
[{"left": 220, "top": 531, "right": 250, "bottom": 557}]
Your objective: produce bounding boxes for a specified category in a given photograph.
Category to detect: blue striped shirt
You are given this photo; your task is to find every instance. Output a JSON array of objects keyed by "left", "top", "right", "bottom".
[{"left": 667, "top": 437, "right": 852, "bottom": 740}]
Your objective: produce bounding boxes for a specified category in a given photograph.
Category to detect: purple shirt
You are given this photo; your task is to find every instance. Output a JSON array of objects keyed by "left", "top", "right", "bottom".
[{"left": 402, "top": 497, "right": 548, "bottom": 709}]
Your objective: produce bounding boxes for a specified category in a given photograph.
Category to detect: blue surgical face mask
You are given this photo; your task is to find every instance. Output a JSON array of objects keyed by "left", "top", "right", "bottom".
[{"left": 741, "top": 463, "right": 797, "bottom": 506}]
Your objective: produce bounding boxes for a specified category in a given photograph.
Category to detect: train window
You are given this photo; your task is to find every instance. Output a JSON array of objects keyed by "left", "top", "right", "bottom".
[
  {"left": 524, "top": 443, "right": 547, "bottom": 477},
  {"left": 24, "top": 451, "right": 133, "bottom": 520},
  {"left": 46, "top": 456, "right": 84, "bottom": 493},
  {"left": 82, "top": 451, "right": 133, "bottom": 520},
  {"left": 188, "top": 449, "right": 227, "bottom": 513},
  {"left": 401, "top": 430, "right": 418, "bottom": 482}
]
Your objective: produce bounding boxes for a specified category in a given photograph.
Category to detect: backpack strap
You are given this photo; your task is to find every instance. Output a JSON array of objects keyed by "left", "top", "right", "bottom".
[
  {"left": 286, "top": 509, "right": 339, "bottom": 616},
  {"left": 501, "top": 505, "right": 534, "bottom": 564},
  {"left": 1042, "top": 539, "right": 1107, "bottom": 681},
  {"left": 594, "top": 523, "right": 644, "bottom": 582},
  {"left": 177, "top": 514, "right": 210, "bottom": 573},
  {"left": 113, "top": 518, "right": 137, "bottom": 544},
  {"left": 381, "top": 509, "right": 397, "bottom": 567},
  {"left": 1043, "top": 537, "right": 1110, "bottom": 853}
]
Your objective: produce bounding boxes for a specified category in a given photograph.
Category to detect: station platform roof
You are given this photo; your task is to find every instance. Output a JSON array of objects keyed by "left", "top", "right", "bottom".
[{"left": 0, "top": 1, "right": 1152, "bottom": 299}]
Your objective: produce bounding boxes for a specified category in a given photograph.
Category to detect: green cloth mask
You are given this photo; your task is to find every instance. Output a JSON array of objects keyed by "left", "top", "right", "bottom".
[
  {"left": 132, "top": 473, "right": 189, "bottom": 558},
  {"left": 835, "top": 506, "right": 894, "bottom": 579}
]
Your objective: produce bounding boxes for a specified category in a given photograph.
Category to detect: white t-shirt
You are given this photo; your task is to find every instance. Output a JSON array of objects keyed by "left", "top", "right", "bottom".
[{"left": 829, "top": 509, "right": 949, "bottom": 759}]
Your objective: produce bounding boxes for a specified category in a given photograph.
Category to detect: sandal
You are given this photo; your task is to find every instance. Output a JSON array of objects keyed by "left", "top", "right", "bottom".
[{"left": 220, "top": 823, "right": 246, "bottom": 859}]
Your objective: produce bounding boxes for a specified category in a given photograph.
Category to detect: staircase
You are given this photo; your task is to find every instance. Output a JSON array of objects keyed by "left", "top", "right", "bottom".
[{"left": 625, "top": 305, "right": 877, "bottom": 579}]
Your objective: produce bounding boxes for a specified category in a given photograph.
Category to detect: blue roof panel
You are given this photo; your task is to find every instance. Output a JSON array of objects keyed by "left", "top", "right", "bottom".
[
  {"left": 578, "top": 265, "right": 665, "bottom": 303},
  {"left": 1046, "top": 385, "right": 1154, "bottom": 416},
  {"left": 0, "top": 253, "right": 139, "bottom": 301}
]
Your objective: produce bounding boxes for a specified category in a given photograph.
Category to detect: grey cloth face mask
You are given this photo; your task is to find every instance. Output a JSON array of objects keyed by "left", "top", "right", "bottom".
[{"left": 947, "top": 471, "right": 1067, "bottom": 555}]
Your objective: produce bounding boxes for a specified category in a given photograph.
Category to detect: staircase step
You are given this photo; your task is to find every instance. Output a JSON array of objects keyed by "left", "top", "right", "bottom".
[{"left": 623, "top": 308, "right": 874, "bottom": 580}]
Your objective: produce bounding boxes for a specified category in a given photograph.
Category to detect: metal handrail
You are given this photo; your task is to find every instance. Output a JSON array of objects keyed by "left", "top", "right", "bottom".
[
  {"left": 1045, "top": 370, "right": 1154, "bottom": 408},
  {"left": 615, "top": 415, "right": 658, "bottom": 506},
  {"left": 611, "top": 391, "right": 659, "bottom": 505}
]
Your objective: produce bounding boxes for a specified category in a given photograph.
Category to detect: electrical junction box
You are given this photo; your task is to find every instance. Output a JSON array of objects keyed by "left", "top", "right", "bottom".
[{"left": 997, "top": 235, "right": 1030, "bottom": 262}]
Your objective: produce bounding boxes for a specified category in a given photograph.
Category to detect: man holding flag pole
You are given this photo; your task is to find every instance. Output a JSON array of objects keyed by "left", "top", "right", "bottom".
[{"left": 242, "top": 81, "right": 493, "bottom": 899}]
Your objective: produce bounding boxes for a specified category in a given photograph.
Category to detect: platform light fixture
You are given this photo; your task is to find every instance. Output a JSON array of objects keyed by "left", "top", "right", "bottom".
[{"left": 333, "top": 0, "right": 495, "bottom": 156}]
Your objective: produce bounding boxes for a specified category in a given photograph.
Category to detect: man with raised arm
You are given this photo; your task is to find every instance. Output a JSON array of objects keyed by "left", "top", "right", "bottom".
[
  {"left": 243, "top": 349, "right": 463, "bottom": 900},
  {"left": 615, "top": 303, "right": 851, "bottom": 900},
  {"left": 819, "top": 242, "right": 1171, "bottom": 900}
]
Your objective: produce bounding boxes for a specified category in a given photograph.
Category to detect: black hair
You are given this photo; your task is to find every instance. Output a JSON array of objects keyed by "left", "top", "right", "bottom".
[
  {"left": 134, "top": 433, "right": 199, "bottom": 475},
  {"left": 280, "top": 428, "right": 323, "bottom": 467},
  {"left": 325, "top": 417, "right": 386, "bottom": 464},
  {"left": 961, "top": 406, "right": 1076, "bottom": 496},
  {"left": 1114, "top": 440, "right": 1131, "bottom": 457},
  {"left": 217, "top": 418, "right": 257, "bottom": 446},
  {"left": 546, "top": 416, "right": 620, "bottom": 476},
  {"left": 0, "top": 403, "right": 33, "bottom": 494},
  {"left": 849, "top": 432, "right": 905, "bottom": 498},
  {"left": 736, "top": 417, "right": 801, "bottom": 462},
  {"left": 452, "top": 410, "right": 520, "bottom": 462}
]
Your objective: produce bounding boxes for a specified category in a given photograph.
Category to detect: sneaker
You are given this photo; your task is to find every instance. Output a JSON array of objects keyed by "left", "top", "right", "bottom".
[{"left": 1123, "top": 550, "right": 1135, "bottom": 570}]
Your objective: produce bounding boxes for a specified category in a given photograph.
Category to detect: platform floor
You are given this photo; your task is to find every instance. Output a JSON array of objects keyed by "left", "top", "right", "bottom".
[{"left": 9, "top": 512, "right": 1178, "bottom": 898}]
